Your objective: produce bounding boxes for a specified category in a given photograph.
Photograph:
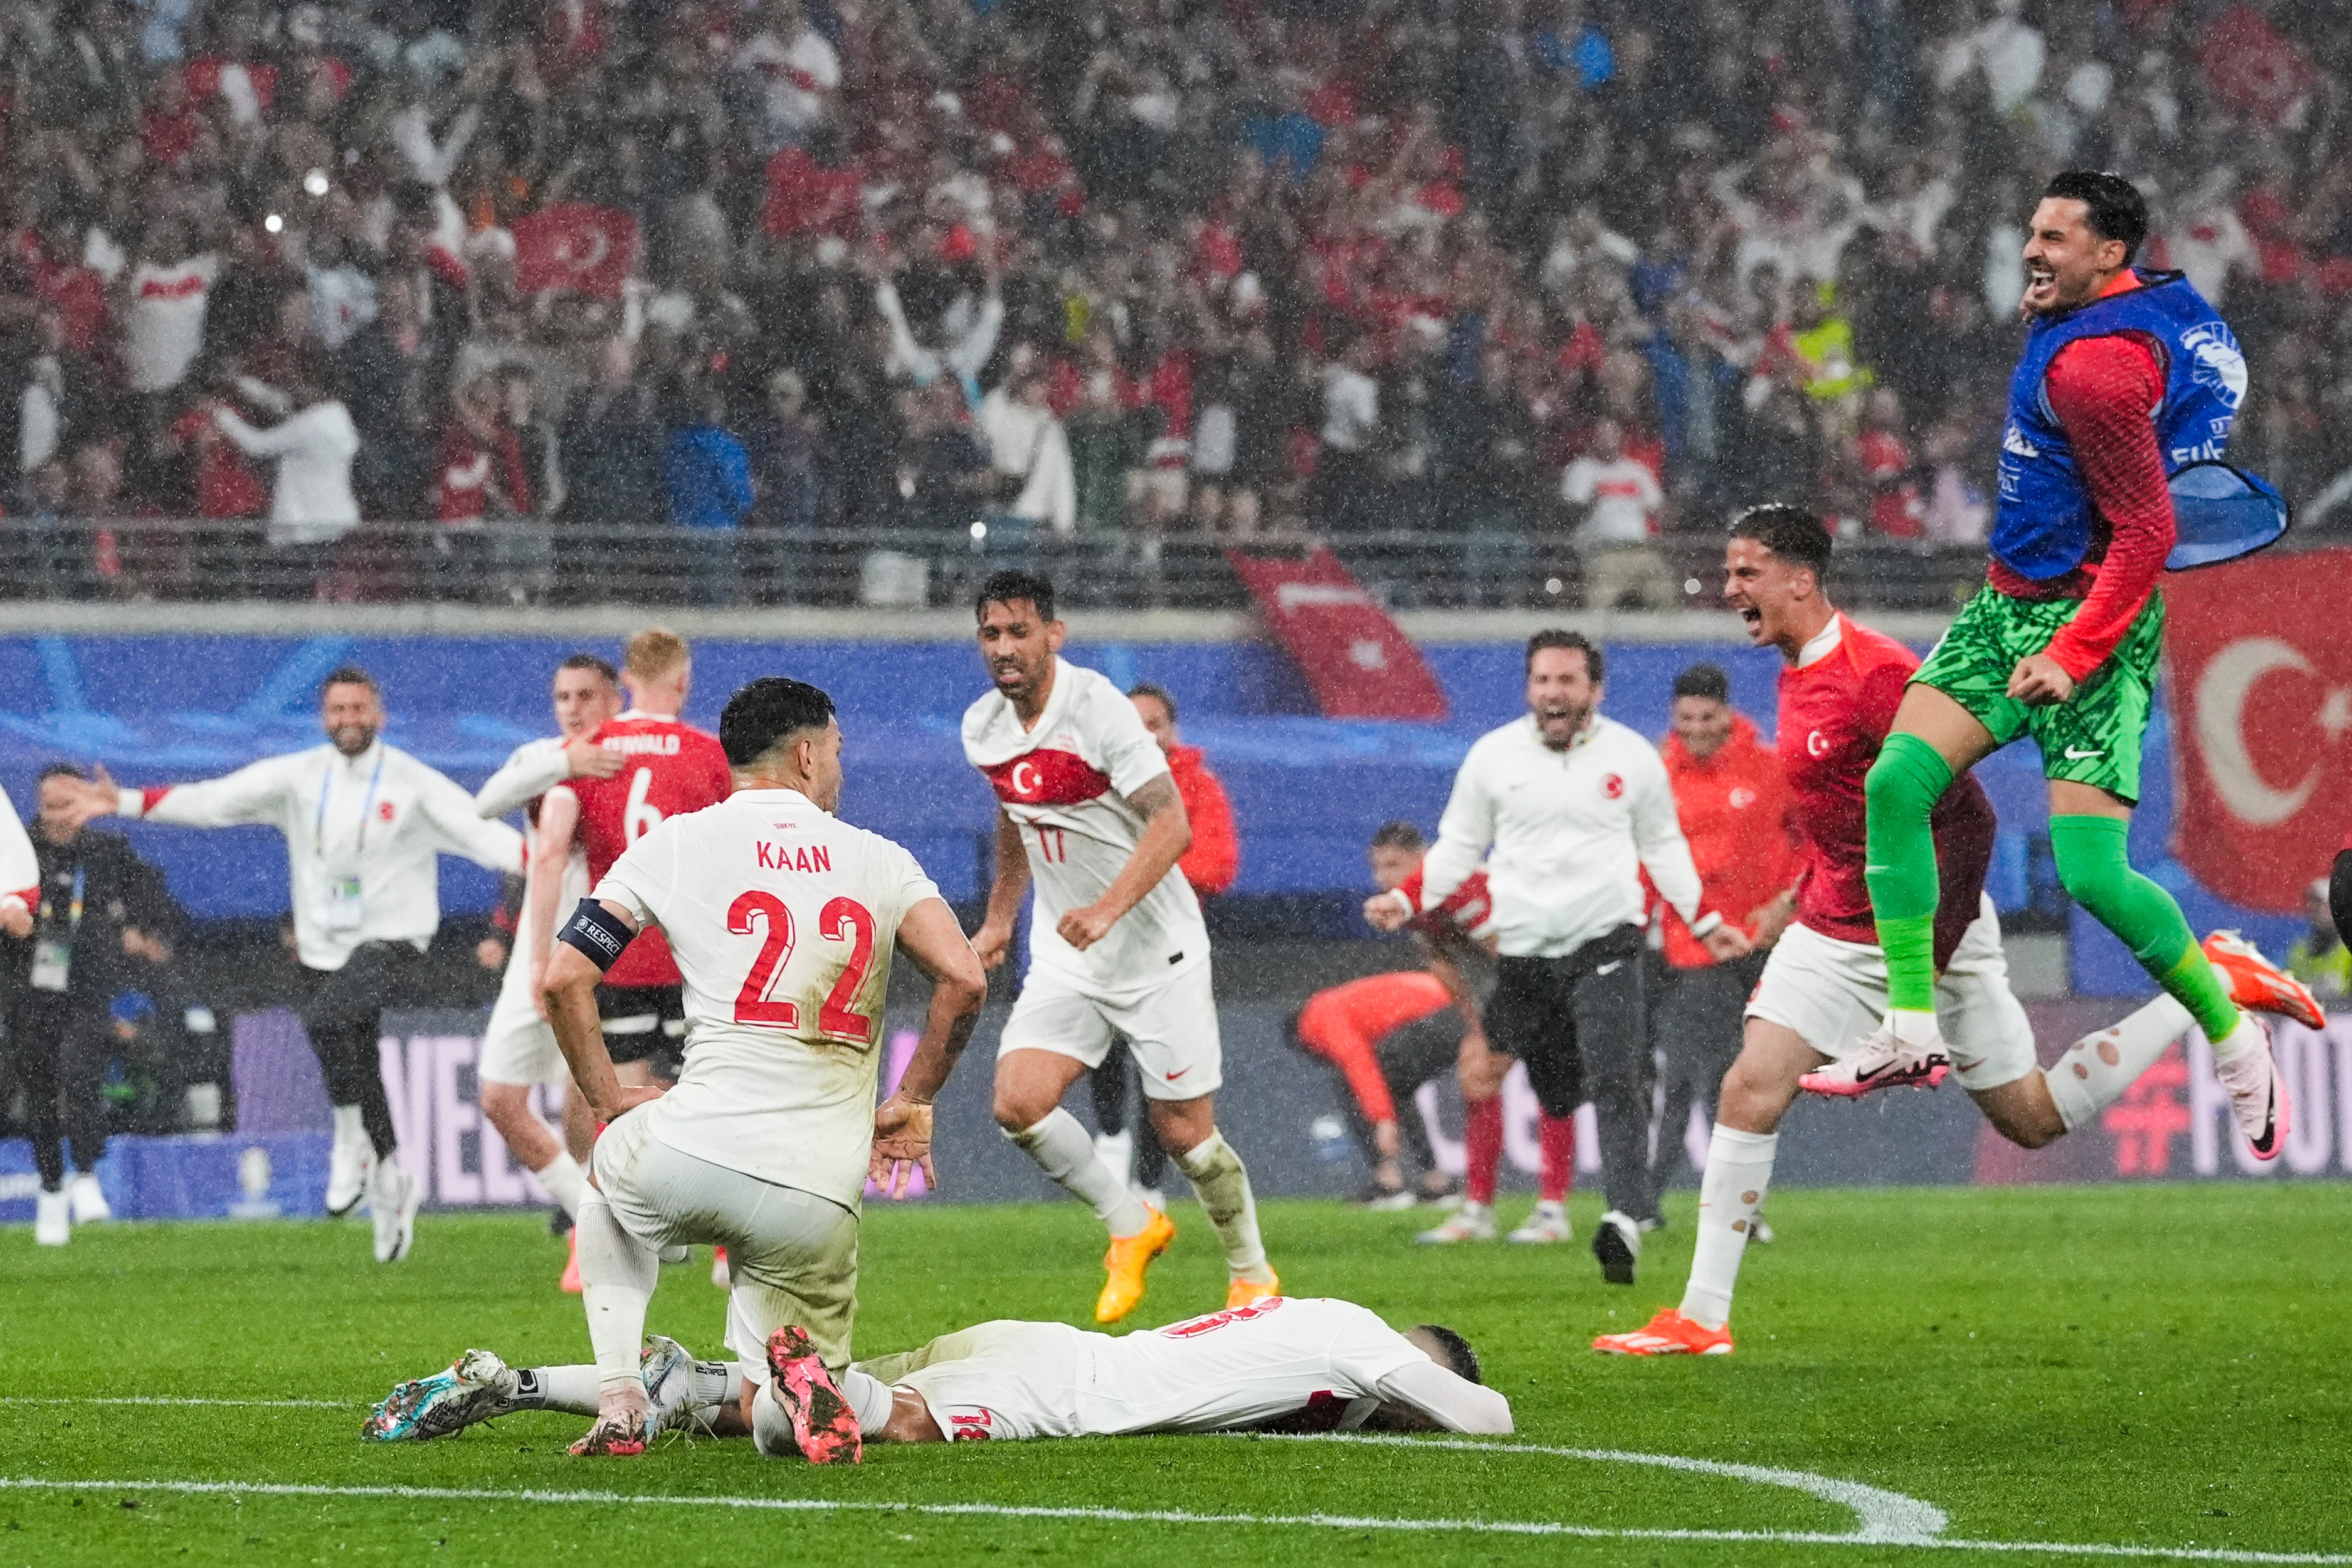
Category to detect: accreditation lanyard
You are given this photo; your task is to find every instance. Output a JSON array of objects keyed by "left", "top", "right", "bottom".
[
  {"left": 316, "top": 752, "right": 386, "bottom": 932},
  {"left": 28, "top": 862, "right": 83, "bottom": 992}
]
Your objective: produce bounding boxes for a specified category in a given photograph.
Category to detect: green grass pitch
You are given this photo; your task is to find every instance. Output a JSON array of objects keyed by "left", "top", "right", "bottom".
[{"left": 3, "top": 1182, "right": 2346, "bottom": 1567}]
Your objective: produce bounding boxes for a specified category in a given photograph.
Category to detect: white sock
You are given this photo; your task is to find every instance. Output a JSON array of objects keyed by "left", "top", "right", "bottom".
[
  {"left": 1173, "top": 1130, "right": 1271, "bottom": 1283},
  {"left": 512, "top": 1365, "right": 603, "bottom": 1415},
  {"left": 534, "top": 1152, "right": 587, "bottom": 1217},
  {"left": 574, "top": 1191, "right": 659, "bottom": 1396},
  {"left": 2043, "top": 994, "right": 2195, "bottom": 1131},
  {"left": 1679, "top": 1125, "right": 1778, "bottom": 1332},
  {"left": 2205, "top": 1008, "right": 2262, "bottom": 1066},
  {"left": 331, "top": 1104, "right": 366, "bottom": 1147},
  {"left": 1008, "top": 1108, "right": 1151, "bottom": 1237},
  {"left": 690, "top": 1360, "right": 743, "bottom": 1409},
  {"left": 751, "top": 1382, "right": 797, "bottom": 1457},
  {"left": 840, "top": 1367, "right": 894, "bottom": 1435}
]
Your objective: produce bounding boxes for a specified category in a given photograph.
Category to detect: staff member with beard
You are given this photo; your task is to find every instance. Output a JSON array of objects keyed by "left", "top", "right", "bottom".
[
  {"left": 6, "top": 764, "right": 186, "bottom": 1246},
  {"left": 1369, "top": 631, "right": 1749, "bottom": 1287},
  {"left": 51, "top": 668, "right": 524, "bottom": 1264}
]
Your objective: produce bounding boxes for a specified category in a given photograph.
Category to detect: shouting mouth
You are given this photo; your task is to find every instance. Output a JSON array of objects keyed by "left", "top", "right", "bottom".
[{"left": 2022, "top": 260, "right": 2059, "bottom": 312}]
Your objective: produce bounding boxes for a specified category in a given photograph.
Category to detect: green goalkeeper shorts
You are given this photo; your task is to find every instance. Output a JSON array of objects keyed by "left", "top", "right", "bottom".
[{"left": 1911, "top": 582, "right": 2165, "bottom": 805}]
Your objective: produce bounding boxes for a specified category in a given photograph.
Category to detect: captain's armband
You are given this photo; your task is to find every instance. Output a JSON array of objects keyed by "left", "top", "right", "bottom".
[{"left": 558, "top": 898, "right": 638, "bottom": 972}]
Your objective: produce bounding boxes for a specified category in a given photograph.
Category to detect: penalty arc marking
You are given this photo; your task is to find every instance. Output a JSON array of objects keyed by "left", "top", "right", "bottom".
[{"left": 3, "top": 1431, "right": 2348, "bottom": 1564}]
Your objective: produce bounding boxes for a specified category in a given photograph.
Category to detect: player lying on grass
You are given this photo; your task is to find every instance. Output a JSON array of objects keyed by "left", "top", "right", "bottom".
[
  {"left": 1594, "top": 510, "right": 2321, "bottom": 1359},
  {"left": 366, "top": 1294, "right": 1511, "bottom": 1463}
]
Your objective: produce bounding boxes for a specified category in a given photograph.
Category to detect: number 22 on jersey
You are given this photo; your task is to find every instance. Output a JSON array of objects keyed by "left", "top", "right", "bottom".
[{"left": 727, "top": 891, "right": 879, "bottom": 1045}]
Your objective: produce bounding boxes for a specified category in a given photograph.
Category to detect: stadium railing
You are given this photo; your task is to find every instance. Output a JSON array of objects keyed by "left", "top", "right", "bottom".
[{"left": 0, "top": 515, "right": 2012, "bottom": 613}]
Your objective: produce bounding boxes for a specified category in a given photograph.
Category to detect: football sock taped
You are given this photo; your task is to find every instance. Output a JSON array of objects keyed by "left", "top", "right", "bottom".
[
  {"left": 1537, "top": 1111, "right": 1576, "bottom": 1203},
  {"left": 1174, "top": 1130, "right": 1273, "bottom": 1283},
  {"left": 1463, "top": 1095, "right": 1504, "bottom": 1206},
  {"left": 1009, "top": 1108, "right": 1150, "bottom": 1238},
  {"left": 512, "top": 1365, "right": 602, "bottom": 1416},
  {"left": 1679, "top": 1125, "right": 1778, "bottom": 1332},
  {"left": 839, "top": 1367, "right": 894, "bottom": 1436},
  {"left": 1862, "top": 732, "right": 1953, "bottom": 1014},
  {"left": 534, "top": 1152, "right": 587, "bottom": 1218},
  {"left": 2050, "top": 814, "right": 2242, "bottom": 1047},
  {"left": 575, "top": 1191, "right": 659, "bottom": 1396},
  {"left": 2043, "top": 994, "right": 2194, "bottom": 1132}
]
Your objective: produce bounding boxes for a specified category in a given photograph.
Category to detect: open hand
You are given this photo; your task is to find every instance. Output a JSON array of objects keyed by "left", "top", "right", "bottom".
[
  {"left": 564, "top": 737, "right": 623, "bottom": 780},
  {"left": 870, "top": 1095, "right": 936, "bottom": 1198},
  {"left": 596, "top": 1082, "right": 665, "bottom": 1121}
]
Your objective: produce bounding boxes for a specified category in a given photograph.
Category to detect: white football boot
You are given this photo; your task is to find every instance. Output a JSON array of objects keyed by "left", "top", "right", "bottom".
[
  {"left": 66, "top": 1171, "right": 110, "bottom": 1223},
  {"left": 371, "top": 1157, "right": 421, "bottom": 1263},
  {"left": 34, "top": 1188, "right": 70, "bottom": 1246}
]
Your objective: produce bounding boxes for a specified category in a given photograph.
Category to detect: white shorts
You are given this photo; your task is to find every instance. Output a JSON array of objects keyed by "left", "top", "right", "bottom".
[
  {"left": 999, "top": 962, "right": 1223, "bottom": 1100},
  {"left": 855, "top": 1320, "right": 1084, "bottom": 1443},
  {"left": 1744, "top": 895, "right": 2037, "bottom": 1092},
  {"left": 480, "top": 968, "right": 565, "bottom": 1088},
  {"left": 591, "top": 1109, "right": 860, "bottom": 1371}
]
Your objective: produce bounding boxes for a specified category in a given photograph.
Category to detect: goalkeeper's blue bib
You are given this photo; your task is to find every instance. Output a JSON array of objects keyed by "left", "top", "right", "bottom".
[{"left": 1993, "top": 270, "right": 2267, "bottom": 579}]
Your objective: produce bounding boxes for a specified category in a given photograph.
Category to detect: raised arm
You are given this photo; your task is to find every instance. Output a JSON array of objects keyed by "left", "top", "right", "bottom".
[
  {"left": 870, "top": 896, "right": 989, "bottom": 1198},
  {"left": 415, "top": 766, "right": 526, "bottom": 874},
  {"left": 107, "top": 755, "right": 298, "bottom": 830},
  {"left": 1058, "top": 773, "right": 1190, "bottom": 953},
  {"left": 969, "top": 808, "right": 1032, "bottom": 971}
]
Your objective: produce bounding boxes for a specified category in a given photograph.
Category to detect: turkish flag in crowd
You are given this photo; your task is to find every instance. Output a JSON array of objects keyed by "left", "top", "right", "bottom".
[
  {"left": 762, "top": 147, "right": 863, "bottom": 239},
  {"left": 2197, "top": 4, "right": 2319, "bottom": 126},
  {"left": 511, "top": 204, "right": 637, "bottom": 301},
  {"left": 2164, "top": 549, "right": 2352, "bottom": 912},
  {"left": 1227, "top": 549, "right": 1449, "bottom": 722}
]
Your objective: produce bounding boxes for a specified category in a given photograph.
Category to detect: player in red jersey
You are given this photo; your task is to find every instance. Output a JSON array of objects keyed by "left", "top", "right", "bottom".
[
  {"left": 525, "top": 629, "right": 732, "bottom": 1090},
  {"left": 1596, "top": 507, "right": 2319, "bottom": 1357},
  {"left": 1359, "top": 822, "right": 1578, "bottom": 1243}
]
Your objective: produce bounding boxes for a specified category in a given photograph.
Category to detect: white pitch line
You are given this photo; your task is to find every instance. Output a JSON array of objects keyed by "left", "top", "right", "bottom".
[
  {"left": 3, "top": 1476, "right": 2346, "bottom": 1564},
  {"left": 0, "top": 1397, "right": 352, "bottom": 1410}
]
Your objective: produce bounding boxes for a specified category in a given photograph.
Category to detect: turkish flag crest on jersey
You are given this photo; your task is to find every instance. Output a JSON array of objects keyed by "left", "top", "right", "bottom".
[{"left": 2165, "top": 549, "right": 2352, "bottom": 912}]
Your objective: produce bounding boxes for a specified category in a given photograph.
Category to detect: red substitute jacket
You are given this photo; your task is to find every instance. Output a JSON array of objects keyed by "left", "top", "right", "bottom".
[
  {"left": 1166, "top": 743, "right": 1238, "bottom": 897},
  {"left": 1653, "top": 714, "right": 1805, "bottom": 968}
]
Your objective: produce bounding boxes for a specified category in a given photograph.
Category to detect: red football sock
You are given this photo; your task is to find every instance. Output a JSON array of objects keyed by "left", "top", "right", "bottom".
[
  {"left": 1537, "top": 1112, "right": 1575, "bottom": 1202},
  {"left": 1463, "top": 1095, "right": 1504, "bottom": 1206}
]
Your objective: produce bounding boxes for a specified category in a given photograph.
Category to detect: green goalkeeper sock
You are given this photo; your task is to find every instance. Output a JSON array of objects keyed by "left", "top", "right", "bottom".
[
  {"left": 2049, "top": 814, "right": 2240, "bottom": 1043},
  {"left": 1863, "top": 732, "right": 1954, "bottom": 1014}
]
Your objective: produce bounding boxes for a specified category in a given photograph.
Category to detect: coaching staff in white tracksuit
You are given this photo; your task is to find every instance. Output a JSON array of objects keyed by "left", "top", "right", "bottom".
[
  {"left": 1369, "top": 631, "right": 1748, "bottom": 1287},
  {"left": 55, "top": 666, "right": 523, "bottom": 1263}
]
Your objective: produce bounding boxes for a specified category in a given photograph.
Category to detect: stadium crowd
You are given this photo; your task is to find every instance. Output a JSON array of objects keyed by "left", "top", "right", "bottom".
[{"left": 3, "top": 0, "right": 2351, "bottom": 607}]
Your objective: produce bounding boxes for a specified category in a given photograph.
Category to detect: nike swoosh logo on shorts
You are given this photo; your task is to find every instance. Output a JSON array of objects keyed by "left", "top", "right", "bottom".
[
  {"left": 1166, "top": 1067, "right": 1190, "bottom": 1081},
  {"left": 2064, "top": 746, "right": 2104, "bottom": 760}
]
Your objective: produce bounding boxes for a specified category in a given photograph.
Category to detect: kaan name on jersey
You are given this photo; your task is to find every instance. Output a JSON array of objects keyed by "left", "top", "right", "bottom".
[{"left": 756, "top": 841, "right": 833, "bottom": 873}]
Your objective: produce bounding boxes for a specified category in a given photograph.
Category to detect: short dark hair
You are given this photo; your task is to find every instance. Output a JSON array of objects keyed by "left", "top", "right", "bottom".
[
  {"left": 2042, "top": 170, "right": 2148, "bottom": 263},
  {"left": 975, "top": 569, "right": 1057, "bottom": 625},
  {"left": 36, "top": 761, "right": 89, "bottom": 786},
  {"left": 1369, "top": 820, "right": 1426, "bottom": 852},
  {"left": 1526, "top": 629, "right": 1603, "bottom": 684},
  {"left": 1729, "top": 503, "right": 1833, "bottom": 579},
  {"left": 1673, "top": 663, "right": 1730, "bottom": 703},
  {"left": 558, "top": 652, "right": 619, "bottom": 686},
  {"left": 1413, "top": 1323, "right": 1482, "bottom": 1385},
  {"left": 719, "top": 676, "right": 836, "bottom": 767},
  {"left": 320, "top": 665, "right": 377, "bottom": 700},
  {"left": 1127, "top": 682, "right": 1176, "bottom": 723}
]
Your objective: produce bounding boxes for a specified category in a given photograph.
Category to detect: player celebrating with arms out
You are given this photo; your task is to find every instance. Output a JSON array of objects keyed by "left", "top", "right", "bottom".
[
  {"left": 1596, "top": 509, "right": 2318, "bottom": 1357},
  {"left": 1832, "top": 171, "right": 2303, "bottom": 1157},
  {"left": 540, "top": 676, "right": 988, "bottom": 1459},
  {"left": 964, "top": 570, "right": 1279, "bottom": 1323}
]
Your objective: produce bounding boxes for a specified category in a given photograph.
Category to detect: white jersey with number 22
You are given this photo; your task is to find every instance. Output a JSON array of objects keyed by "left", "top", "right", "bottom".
[{"left": 591, "top": 786, "right": 942, "bottom": 1210}]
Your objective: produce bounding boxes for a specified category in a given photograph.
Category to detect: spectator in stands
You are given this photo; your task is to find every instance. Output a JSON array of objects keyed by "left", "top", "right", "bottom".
[
  {"left": 556, "top": 337, "right": 668, "bottom": 599},
  {"left": 492, "top": 365, "right": 559, "bottom": 607},
  {"left": 2287, "top": 878, "right": 2350, "bottom": 1006},
  {"left": 211, "top": 352, "right": 361, "bottom": 593},
  {"left": 1560, "top": 419, "right": 1672, "bottom": 610},
  {"left": 1650, "top": 664, "right": 1801, "bottom": 1187},
  {"left": 6, "top": 762, "right": 184, "bottom": 1246},
  {"left": 745, "top": 369, "right": 834, "bottom": 602},
  {"left": 1316, "top": 335, "right": 1381, "bottom": 536},
  {"left": 663, "top": 381, "right": 755, "bottom": 607}
]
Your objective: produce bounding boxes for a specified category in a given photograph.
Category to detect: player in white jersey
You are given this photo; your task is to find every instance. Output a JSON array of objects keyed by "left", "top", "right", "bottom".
[
  {"left": 472, "top": 653, "right": 623, "bottom": 1259},
  {"left": 367, "top": 1295, "right": 1510, "bottom": 1451},
  {"left": 962, "top": 570, "right": 1277, "bottom": 1326},
  {"left": 541, "top": 676, "right": 988, "bottom": 1461}
]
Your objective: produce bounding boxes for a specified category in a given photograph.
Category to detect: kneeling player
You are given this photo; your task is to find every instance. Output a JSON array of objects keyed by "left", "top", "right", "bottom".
[
  {"left": 542, "top": 677, "right": 988, "bottom": 1455},
  {"left": 366, "top": 1294, "right": 1509, "bottom": 1459},
  {"left": 1595, "top": 511, "right": 2319, "bottom": 1357}
]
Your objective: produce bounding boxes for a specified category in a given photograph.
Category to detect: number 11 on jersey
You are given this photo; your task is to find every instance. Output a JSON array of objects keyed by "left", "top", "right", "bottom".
[{"left": 727, "top": 890, "right": 880, "bottom": 1044}]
